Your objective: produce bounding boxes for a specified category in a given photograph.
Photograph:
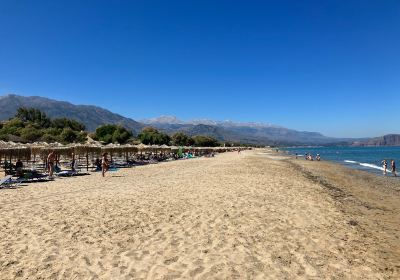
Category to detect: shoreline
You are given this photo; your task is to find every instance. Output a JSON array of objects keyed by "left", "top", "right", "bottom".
[
  {"left": 281, "top": 147, "right": 400, "bottom": 178},
  {"left": 273, "top": 150, "right": 400, "bottom": 277}
]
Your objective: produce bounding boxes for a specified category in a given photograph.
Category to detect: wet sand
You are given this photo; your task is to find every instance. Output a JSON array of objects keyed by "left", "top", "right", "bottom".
[{"left": 0, "top": 150, "right": 399, "bottom": 279}]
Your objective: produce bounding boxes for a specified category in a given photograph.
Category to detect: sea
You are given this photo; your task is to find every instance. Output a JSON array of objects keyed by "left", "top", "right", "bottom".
[{"left": 282, "top": 146, "right": 400, "bottom": 176}]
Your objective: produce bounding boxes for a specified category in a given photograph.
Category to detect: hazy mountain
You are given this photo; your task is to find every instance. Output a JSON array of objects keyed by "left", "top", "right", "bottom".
[
  {"left": 141, "top": 115, "right": 278, "bottom": 128},
  {"left": 0, "top": 94, "right": 144, "bottom": 133},
  {"left": 141, "top": 115, "right": 183, "bottom": 125},
  {"left": 352, "top": 134, "right": 400, "bottom": 146},
  {"left": 141, "top": 115, "right": 346, "bottom": 145}
]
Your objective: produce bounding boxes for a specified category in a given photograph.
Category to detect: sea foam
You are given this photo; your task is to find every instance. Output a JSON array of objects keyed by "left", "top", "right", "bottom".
[
  {"left": 344, "top": 160, "right": 358, "bottom": 164},
  {"left": 359, "top": 163, "right": 390, "bottom": 173}
]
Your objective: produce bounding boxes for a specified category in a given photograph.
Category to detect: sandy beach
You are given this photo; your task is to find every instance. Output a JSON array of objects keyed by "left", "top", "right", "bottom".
[{"left": 1, "top": 150, "right": 399, "bottom": 279}]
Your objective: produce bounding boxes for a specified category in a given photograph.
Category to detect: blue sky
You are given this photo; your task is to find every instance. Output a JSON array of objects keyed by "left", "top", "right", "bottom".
[{"left": 0, "top": 0, "right": 399, "bottom": 137}]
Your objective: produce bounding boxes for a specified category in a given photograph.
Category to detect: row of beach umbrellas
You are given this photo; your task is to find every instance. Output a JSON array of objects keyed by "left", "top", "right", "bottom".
[{"left": 0, "top": 140, "right": 243, "bottom": 159}]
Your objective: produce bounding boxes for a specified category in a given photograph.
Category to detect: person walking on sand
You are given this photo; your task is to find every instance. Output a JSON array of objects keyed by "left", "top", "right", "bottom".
[
  {"left": 47, "top": 151, "right": 56, "bottom": 177},
  {"left": 71, "top": 152, "right": 76, "bottom": 172},
  {"left": 391, "top": 160, "right": 397, "bottom": 177},
  {"left": 382, "top": 159, "right": 388, "bottom": 175},
  {"left": 102, "top": 153, "right": 109, "bottom": 177}
]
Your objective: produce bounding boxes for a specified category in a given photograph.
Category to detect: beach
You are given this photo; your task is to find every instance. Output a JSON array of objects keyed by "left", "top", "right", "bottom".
[{"left": 1, "top": 150, "right": 399, "bottom": 279}]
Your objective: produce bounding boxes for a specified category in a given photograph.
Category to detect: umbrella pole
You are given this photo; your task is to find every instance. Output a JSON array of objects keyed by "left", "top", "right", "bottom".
[
  {"left": 9, "top": 154, "right": 12, "bottom": 174},
  {"left": 86, "top": 152, "right": 89, "bottom": 171}
]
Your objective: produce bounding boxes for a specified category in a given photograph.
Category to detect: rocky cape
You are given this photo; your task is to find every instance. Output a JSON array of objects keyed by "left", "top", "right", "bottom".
[{"left": 351, "top": 134, "right": 400, "bottom": 147}]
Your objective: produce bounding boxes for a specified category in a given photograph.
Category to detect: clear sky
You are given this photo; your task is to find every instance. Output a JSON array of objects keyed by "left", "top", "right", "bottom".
[{"left": 0, "top": 0, "right": 399, "bottom": 137}]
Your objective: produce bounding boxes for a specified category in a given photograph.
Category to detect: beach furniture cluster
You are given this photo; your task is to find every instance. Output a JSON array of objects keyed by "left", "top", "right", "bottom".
[{"left": 0, "top": 140, "right": 248, "bottom": 187}]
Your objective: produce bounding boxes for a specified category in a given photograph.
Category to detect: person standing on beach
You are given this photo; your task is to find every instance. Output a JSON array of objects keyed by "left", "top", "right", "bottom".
[
  {"left": 102, "top": 153, "right": 109, "bottom": 177},
  {"left": 391, "top": 160, "right": 397, "bottom": 177},
  {"left": 382, "top": 159, "right": 387, "bottom": 175},
  {"left": 71, "top": 153, "right": 76, "bottom": 172},
  {"left": 47, "top": 151, "right": 56, "bottom": 177}
]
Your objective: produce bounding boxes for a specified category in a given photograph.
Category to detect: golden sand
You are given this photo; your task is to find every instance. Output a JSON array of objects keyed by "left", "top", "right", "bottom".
[{"left": 0, "top": 150, "right": 399, "bottom": 279}]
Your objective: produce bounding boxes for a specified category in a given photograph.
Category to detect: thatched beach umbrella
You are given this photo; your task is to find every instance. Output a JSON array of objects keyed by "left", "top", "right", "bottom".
[
  {"left": 135, "top": 143, "right": 150, "bottom": 154},
  {"left": 73, "top": 143, "right": 102, "bottom": 171},
  {"left": 117, "top": 144, "right": 139, "bottom": 163},
  {"left": 169, "top": 146, "right": 179, "bottom": 152},
  {"left": 159, "top": 144, "right": 171, "bottom": 151},
  {"left": 0, "top": 144, "right": 31, "bottom": 173}
]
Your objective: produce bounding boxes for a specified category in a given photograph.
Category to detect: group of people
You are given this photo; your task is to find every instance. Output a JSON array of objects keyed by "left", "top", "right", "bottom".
[
  {"left": 381, "top": 159, "right": 397, "bottom": 177},
  {"left": 46, "top": 151, "right": 110, "bottom": 178},
  {"left": 296, "top": 153, "right": 321, "bottom": 161}
]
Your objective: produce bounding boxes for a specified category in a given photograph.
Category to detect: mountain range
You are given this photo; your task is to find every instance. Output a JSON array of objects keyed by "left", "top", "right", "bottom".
[
  {"left": 140, "top": 116, "right": 348, "bottom": 145},
  {"left": 0, "top": 94, "right": 144, "bottom": 133},
  {"left": 0, "top": 94, "right": 397, "bottom": 146}
]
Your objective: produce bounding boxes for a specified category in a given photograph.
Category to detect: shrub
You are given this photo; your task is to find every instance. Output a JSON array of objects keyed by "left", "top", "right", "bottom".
[
  {"left": 192, "top": 135, "right": 220, "bottom": 147},
  {"left": 20, "top": 126, "right": 43, "bottom": 142},
  {"left": 51, "top": 118, "right": 85, "bottom": 131},
  {"left": 94, "top": 124, "right": 132, "bottom": 144},
  {"left": 172, "top": 132, "right": 194, "bottom": 146},
  {"left": 138, "top": 127, "right": 171, "bottom": 145},
  {"left": 59, "top": 128, "right": 78, "bottom": 144}
]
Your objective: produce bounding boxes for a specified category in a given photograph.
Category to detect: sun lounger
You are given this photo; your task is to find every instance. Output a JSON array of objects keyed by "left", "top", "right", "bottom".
[
  {"left": 18, "top": 171, "right": 49, "bottom": 183},
  {"left": 0, "top": 175, "right": 22, "bottom": 189},
  {"left": 56, "top": 170, "right": 90, "bottom": 177}
]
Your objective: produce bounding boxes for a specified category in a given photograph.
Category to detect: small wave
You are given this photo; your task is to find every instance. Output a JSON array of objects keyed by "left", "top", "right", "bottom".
[
  {"left": 344, "top": 160, "right": 358, "bottom": 164},
  {"left": 359, "top": 163, "right": 390, "bottom": 172}
]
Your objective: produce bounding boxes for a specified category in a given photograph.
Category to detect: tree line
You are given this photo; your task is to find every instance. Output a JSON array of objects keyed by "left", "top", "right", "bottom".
[
  {"left": 0, "top": 108, "right": 87, "bottom": 143},
  {"left": 0, "top": 107, "right": 223, "bottom": 147}
]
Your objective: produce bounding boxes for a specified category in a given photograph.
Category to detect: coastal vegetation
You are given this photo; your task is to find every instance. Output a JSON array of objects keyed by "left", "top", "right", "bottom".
[
  {"left": 0, "top": 107, "right": 223, "bottom": 147},
  {"left": 171, "top": 132, "right": 195, "bottom": 146},
  {"left": 92, "top": 124, "right": 133, "bottom": 144},
  {"left": 0, "top": 108, "right": 87, "bottom": 144},
  {"left": 137, "top": 127, "right": 171, "bottom": 145}
]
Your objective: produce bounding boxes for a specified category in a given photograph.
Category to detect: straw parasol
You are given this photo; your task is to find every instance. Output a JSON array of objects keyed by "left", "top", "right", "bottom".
[{"left": 135, "top": 143, "right": 150, "bottom": 151}]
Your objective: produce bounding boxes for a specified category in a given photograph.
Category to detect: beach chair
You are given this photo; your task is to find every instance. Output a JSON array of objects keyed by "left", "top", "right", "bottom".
[
  {"left": 0, "top": 175, "right": 21, "bottom": 189},
  {"left": 18, "top": 171, "right": 49, "bottom": 183}
]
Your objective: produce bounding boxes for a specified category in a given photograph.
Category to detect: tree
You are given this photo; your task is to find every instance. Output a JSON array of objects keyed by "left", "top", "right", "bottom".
[
  {"left": 76, "top": 131, "right": 88, "bottom": 143},
  {"left": 172, "top": 132, "right": 194, "bottom": 146},
  {"left": 51, "top": 118, "right": 85, "bottom": 131},
  {"left": 192, "top": 135, "right": 220, "bottom": 147},
  {"left": 112, "top": 126, "right": 132, "bottom": 144},
  {"left": 44, "top": 127, "right": 61, "bottom": 136},
  {"left": 138, "top": 127, "right": 171, "bottom": 145},
  {"left": 0, "top": 108, "right": 88, "bottom": 144},
  {"left": 16, "top": 107, "right": 51, "bottom": 128},
  {"left": 94, "top": 124, "right": 132, "bottom": 144},
  {"left": 41, "top": 133, "right": 58, "bottom": 143},
  {"left": 20, "top": 125, "right": 43, "bottom": 142},
  {"left": 58, "top": 128, "right": 78, "bottom": 144},
  {"left": 1, "top": 118, "right": 25, "bottom": 136}
]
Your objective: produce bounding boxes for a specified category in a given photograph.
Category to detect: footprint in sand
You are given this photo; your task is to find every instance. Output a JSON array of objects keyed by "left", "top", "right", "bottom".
[
  {"left": 43, "top": 255, "right": 57, "bottom": 263},
  {"left": 164, "top": 256, "right": 179, "bottom": 265},
  {"left": 189, "top": 266, "right": 205, "bottom": 277}
]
